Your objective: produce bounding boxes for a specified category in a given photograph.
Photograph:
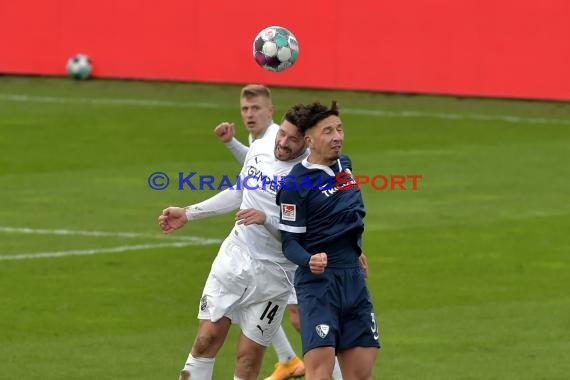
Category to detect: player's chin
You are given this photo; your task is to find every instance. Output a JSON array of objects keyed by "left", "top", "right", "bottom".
[
  {"left": 247, "top": 123, "right": 259, "bottom": 132},
  {"left": 275, "top": 152, "right": 290, "bottom": 161},
  {"left": 275, "top": 146, "right": 292, "bottom": 160},
  {"left": 328, "top": 151, "right": 342, "bottom": 161}
]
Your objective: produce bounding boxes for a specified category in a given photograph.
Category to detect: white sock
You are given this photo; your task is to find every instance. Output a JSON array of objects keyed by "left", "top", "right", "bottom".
[
  {"left": 182, "top": 353, "right": 215, "bottom": 380},
  {"left": 332, "top": 356, "right": 343, "bottom": 380},
  {"left": 272, "top": 325, "right": 297, "bottom": 363}
]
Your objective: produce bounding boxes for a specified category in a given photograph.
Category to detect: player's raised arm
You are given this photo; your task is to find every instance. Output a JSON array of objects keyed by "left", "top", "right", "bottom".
[
  {"left": 223, "top": 138, "right": 249, "bottom": 164},
  {"left": 214, "top": 122, "right": 250, "bottom": 164},
  {"left": 214, "top": 122, "right": 236, "bottom": 143}
]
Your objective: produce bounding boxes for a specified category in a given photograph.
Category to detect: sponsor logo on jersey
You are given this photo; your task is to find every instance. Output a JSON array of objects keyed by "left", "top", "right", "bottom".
[
  {"left": 315, "top": 324, "right": 330, "bottom": 338},
  {"left": 281, "top": 203, "right": 297, "bottom": 221},
  {"left": 246, "top": 165, "right": 280, "bottom": 193}
]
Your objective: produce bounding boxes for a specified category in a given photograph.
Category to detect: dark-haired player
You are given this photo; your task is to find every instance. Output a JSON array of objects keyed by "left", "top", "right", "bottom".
[{"left": 277, "top": 101, "right": 380, "bottom": 379}]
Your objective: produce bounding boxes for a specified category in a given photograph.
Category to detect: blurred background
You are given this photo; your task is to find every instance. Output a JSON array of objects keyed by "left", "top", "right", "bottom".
[{"left": 1, "top": 0, "right": 569, "bottom": 100}]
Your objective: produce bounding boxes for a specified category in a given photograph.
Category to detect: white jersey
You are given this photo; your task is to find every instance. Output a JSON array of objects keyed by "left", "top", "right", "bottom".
[
  {"left": 248, "top": 122, "right": 279, "bottom": 145},
  {"left": 229, "top": 128, "right": 306, "bottom": 270},
  {"left": 186, "top": 126, "right": 306, "bottom": 270},
  {"left": 185, "top": 124, "right": 302, "bottom": 329}
]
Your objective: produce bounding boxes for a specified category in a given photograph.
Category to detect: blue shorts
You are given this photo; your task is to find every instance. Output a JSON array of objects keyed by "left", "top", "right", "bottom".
[{"left": 295, "top": 266, "right": 381, "bottom": 354}]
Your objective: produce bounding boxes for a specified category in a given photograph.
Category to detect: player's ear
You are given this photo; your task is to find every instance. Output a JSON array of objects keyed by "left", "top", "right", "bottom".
[{"left": 304, "top": 134, "right": 313, "bottom": 148}]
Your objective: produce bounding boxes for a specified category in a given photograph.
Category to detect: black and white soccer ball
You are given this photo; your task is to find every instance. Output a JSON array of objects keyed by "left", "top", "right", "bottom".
[
  {"left": 253, "top": 26, "right": 299, "bottom": 72},
  {"left": 66, "top": 54, "right": 93, "bottom": 80}
]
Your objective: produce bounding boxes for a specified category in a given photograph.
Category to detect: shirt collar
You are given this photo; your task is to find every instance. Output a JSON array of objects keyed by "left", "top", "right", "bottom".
[{"left": 301, "top": 157, "right": 342, "bottom": 176}]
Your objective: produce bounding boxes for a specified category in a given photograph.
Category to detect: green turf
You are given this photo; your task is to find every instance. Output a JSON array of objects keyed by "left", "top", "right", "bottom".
[{"left": 0, "top": 76, "right": 569, "bottom": 379}]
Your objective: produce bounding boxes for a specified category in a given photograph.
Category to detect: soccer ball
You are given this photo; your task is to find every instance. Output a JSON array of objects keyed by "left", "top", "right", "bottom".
[
  {"left": 253, "top": 26, "right": 299, "bottom": 72},
  {"left": 66, "top": 54, "right": 93, "bottom": 80}
]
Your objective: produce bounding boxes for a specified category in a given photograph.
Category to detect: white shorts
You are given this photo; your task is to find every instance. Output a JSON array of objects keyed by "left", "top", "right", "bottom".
[
  {"left": 198, "top": 236, "right": 294, "bottom": 346},
  {"left": 287, "top": 284, "right": 298, "bottom": 305}
]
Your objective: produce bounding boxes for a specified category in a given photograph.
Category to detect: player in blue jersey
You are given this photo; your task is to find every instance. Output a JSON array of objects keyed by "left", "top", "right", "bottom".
[{"left": 277, "top": 101, "right": 380, "bottom": 379}]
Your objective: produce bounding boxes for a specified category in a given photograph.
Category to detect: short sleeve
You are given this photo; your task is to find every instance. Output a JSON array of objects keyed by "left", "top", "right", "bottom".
[{"left": 277, "top": 186, "right": 307, "bottom": 234}]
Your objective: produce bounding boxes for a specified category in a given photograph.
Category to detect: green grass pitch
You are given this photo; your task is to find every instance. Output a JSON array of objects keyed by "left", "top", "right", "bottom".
[{"left": 0, "top": 76, "right": 569, "bottom": 379}]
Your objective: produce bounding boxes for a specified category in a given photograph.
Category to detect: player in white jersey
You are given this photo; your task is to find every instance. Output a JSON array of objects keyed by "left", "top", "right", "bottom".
[
  {"left": 159, "top": 104, "right": 309, "bottom": 380},
  {"left": 212, "top": 84, "right": 309, "bottom": 380},
  {"left": 214, "top": 84, "right": 280, "bottom": 164}
]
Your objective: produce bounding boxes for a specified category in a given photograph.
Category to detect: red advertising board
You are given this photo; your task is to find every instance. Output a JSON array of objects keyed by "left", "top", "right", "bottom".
[{"left": 1, "top": 0, "right": 568, "bottom": 100}]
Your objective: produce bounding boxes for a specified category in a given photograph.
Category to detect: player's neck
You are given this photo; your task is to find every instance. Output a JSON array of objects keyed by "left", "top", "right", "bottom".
[
  {"left": 307, "top": 154, "right": 336, "bottom": 167},
  {"left": 251, "top": 130, "right": 263, "bottom": 140},
  {"left": 251, "top": 123, "right": 272, "bottom": 141}
]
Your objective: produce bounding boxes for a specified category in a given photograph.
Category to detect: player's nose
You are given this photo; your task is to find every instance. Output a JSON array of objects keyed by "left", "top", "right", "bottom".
[{"left": 331, "top": 130, "right": 343, "bottom": 141}]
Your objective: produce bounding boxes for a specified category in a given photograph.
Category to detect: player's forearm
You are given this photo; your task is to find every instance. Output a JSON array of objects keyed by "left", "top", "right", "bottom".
[
  {"left": 224, "top": 138, "right": 249, "bottom": 164},
  {"left": 263, "top": 215, "right": 281, "bottom": 240},
  {"left": 185, "top": 188, "right": 242, "bottom": 220},
  {"left": 281, "top": 232, "right": 311, "bottom": 267}
]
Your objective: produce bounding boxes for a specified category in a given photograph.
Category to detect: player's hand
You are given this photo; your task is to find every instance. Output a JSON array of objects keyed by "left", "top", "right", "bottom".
[
  {"left": 359, "top": 253, "right": 369, "bottom": 278},
  {"left": 214, "top": 122, "right": 236, "bottom": 143},
  {"left": 235, "top": 208, "right": 266, "bottom": 225},
  {"left": 309, "top": 253, "right": 327, "bottom": 274},
  {"left": 158, "top": 207, "right": 188, "bottom": 234}
]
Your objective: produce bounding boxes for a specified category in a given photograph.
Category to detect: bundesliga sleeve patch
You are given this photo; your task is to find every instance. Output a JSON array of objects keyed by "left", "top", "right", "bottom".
[{"left": 281, "top": 203, "right": 297, "bottom": 222}]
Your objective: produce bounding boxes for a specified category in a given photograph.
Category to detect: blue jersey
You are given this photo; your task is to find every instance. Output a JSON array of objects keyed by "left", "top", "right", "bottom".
[
  {"left": 277, "top": 155, "right": 380, "bottom": 354},
  {"left": 277, "top": 155, "right": 365, "bottom": 268}
]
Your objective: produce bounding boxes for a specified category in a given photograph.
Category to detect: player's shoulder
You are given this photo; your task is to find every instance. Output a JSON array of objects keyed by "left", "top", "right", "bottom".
[
  {"left": 288, "top": 160, "right": 311, "bottom": 177},
  {"left": 248, "top": 137, "right": 264, "bottom": 152},
  {"left": 279, "top": 162, "right": 308, "bottom": 193},
  {"left": 265, "top": 123, "right": 280, "bottom": 137},
  {"left": 339, "top": 154, "right": 353, "bottom": 170},
  {"left": 253, "top": 123, "right": 279, "bottom": 143},
  {"left": 248, "top": 136, "right": 271, "bottom": 155},
  {"left": 246, "top": 123, "right": 278, "bottom": 148}
]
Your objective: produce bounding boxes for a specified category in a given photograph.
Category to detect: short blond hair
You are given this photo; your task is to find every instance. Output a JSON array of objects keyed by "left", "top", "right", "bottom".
[{"left": 241, "top": 84, "right": 272, "bottom": 100}]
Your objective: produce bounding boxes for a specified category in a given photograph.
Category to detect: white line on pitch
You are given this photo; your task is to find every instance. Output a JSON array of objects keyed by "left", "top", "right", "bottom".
[
  {"left": 0, "top": 94, "right": 219, "bottom": 109},
  {"left": 0, "top": 242, "right": 210, "bottom": 261},
  {"left": 342, "top": 108, "right": 570, "bottom": 125},
  {"left": 0, "top": 226, "right": 219, "bottom": 243},
  {"left": 0, "top": 93, "right": 568, "bottom": 125}
]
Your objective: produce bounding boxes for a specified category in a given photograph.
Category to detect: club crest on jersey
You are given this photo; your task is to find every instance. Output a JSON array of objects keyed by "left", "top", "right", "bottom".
[
  {"left": 315, "top": 324, "right": 330, "bottom": 338},
  {"left": 281, "top": 203, "right": 297, "bottom": 221}
]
